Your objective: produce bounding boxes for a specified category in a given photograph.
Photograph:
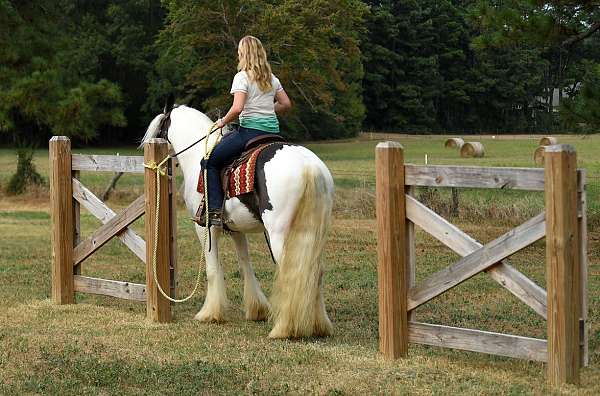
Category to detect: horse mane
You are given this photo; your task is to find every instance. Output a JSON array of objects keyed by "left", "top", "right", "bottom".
[
  {"left": 139, "top": 104, "right": 216, "bottom": 149},
  {"left": 138, "top": 113, "right": 166, "bottom": 149}
]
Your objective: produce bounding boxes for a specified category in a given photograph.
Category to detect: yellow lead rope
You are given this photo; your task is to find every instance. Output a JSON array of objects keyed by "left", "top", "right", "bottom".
[{"left": 144, "top": 122, "right": 222, "bottom": 303}]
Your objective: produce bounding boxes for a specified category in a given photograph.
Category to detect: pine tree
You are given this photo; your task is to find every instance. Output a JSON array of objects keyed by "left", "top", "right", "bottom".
[{"left": 362, "top": 0, "right": 439, "bottom": 131}]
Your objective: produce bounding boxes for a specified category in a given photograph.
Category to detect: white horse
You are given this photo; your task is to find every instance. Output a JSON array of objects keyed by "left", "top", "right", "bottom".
[{"left": 141, "top": 104, "right": 335, "bottom": 338}]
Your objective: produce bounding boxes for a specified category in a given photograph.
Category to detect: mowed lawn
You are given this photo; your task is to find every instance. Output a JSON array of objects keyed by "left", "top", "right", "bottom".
[{"left": 0, "top": 134, "right": 599, "bottom": 394}]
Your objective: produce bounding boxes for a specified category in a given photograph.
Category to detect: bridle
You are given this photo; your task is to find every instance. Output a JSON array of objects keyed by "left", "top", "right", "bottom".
[
  {"left": 157, "top": 105, "right": 176, "bottom": 143},
  {"left": 157, "top": 105, "right": 223, "bottom": 159}
]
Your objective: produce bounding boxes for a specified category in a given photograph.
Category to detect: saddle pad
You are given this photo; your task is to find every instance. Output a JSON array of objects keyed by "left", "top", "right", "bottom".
[{"left": 196, "top": 142, "right": 276, "bottom": 203}]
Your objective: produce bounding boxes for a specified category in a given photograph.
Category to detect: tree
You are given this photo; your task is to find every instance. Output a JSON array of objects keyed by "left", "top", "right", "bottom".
[
  {"left": 562, "top": 61, "right": 600, "bottom": 130},
  {"left": 0, "top": 1, "right": 126, "bottom": 193},
  {"left": 472, "top": 0, "right": 600, "bottom": 129},
  {"left": 361, "top": 0, "right": 439, "bottom": 132},
  {"left": 0, "top": 1, "right": 127, "bottom": 142},
  {"left": 149, "top": 0, "right": 367, "bottom": 140}
]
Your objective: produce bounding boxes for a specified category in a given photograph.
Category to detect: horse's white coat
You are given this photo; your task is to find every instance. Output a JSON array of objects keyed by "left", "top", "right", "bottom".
[{"left": 141, "top": 105, "right": 334, "bottom": 338}]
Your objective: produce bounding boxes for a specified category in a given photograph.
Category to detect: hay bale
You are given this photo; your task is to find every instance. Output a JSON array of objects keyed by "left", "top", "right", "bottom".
[
  {"left": 533, "top": 146, "right": 545, "bottom": 165},
  {"left": 460, "top": 142, "right": 485, "bottom": 158},
  {"left": 444, "top": 137, "right": 464, "bottom": 149},
  {"left": 539, "top": 136, "right": 557, "bottom": 146}
]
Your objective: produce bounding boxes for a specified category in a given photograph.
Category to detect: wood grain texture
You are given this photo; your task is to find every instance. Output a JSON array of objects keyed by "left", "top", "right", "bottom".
[
  {"left": 408, "top": 212, "right": 546, "bottom": 311},
  {"left": 74, "top": 275, "right": 146, "bottom": 302},
  {"left": 406, "top": 195, "right": 547, "bottom": 318},
  {"left": 72, "top": 195, "right": 145, "bottom": 265},
  {"left": 144, "top": 138, "right": 172, "bottom": 323},
  {"left": 73, "top": 170, "right": 81, "bottom": 276},
  {"left": 408, "top": 322, "right": 547, "bottom": 362},
  {"left": 544, "top": 144, "right": 580, "bottom": 386},
  {"left": 405, "top": 165, "right": 545, "bottom": 191},
  {"left": 376, "top": 141, "right": 407, "bottom": 359},
  {"left": 72, "top": 178, "right": 146, "bottom": 263},
  {"left": 50, "top": 136, "right": 74, "bottom": 304},
  {"left": 168, "top": 160, "right": 178, "bottom": 299},
  {"left": 577, "top": 170, "right": 589, "bottom": 367},
  {"left": 406, "top": 186, "right": 416, "bottom": 322},
  {"left": 71, "top": 154, "right": 145, "bottom": 173}
]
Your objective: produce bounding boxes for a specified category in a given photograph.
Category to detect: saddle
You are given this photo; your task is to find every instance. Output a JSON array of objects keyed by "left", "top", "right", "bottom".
[{"left": 194, "top": 134, "right": 286, "bottom": 224}]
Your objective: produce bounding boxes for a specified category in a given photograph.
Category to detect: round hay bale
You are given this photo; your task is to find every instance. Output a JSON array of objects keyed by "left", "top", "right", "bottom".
[
  {"left": 444, "top": 137, "right": 464, "bottom": 149},
  {"left": 539, "top": 136, "right": 557, "bottom": 146},
  {"left": 533, "top": 146, "right": 545, "bottom": 165},
  {"left": 460, "top": 142, "right": 485, "bottom": 158}
]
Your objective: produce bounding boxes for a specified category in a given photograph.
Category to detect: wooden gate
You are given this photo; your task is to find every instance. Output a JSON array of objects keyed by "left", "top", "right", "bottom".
[
  {"left": 50, "top": 136, "right": 177, "bottom": 323},
  {"left": 376, "top": 141, "right": 588, "bottom": 386}
]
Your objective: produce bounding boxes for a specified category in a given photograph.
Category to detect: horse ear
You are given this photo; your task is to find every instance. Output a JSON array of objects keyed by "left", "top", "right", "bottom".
[{"left": 164, "top": 93, "right": 175, "bottom": 114}]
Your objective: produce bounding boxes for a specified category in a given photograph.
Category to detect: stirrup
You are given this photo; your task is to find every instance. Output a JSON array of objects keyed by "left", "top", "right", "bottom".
[
  {"left": 191, "top": 207, "right": 223, "bottom": 228},
  {"left": 207, "top": 209, "right": 223, "bottom": 228}
]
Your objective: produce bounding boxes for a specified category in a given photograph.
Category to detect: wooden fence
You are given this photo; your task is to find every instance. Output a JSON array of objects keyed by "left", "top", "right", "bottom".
[
  {"left": 50, "top": 136, "right": 177, "bottom": 323},
  {"left": 376, "top": 141, "right": 588, "bottom": 387}
]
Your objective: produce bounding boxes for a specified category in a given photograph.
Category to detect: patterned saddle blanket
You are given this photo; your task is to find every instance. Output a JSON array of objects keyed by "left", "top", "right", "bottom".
[
  {"left": 195, "top": 139, "right": 284, "bottom": 221},
  {"left": 194, "top": 135, "right": 288, "bottom": 224}
]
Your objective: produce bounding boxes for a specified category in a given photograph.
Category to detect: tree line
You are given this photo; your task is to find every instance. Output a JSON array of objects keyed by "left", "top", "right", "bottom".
[{"left": 1, "top": 0, "right": 599, "bottom": 147}]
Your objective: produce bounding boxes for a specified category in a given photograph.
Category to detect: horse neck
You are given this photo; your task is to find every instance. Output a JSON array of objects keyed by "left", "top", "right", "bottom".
[{"left": 167, "top": 115, "right": 211, "bottom": 204}]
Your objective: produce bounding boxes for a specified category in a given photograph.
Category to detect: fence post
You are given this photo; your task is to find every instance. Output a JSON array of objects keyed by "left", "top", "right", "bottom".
[
  {"left": 376, "top": 141, "right": 407, "bottom": 359},
  {"left": 50, "top": 136, "right": 74, "bottom": 304},
  {"left": 577, "top": 170, "right": 588, "bottom": 367},
  {"left": 544, "top": 144, "right": 580, "bottom": 386},
  {"left": 144, "top": 138, "right": 172, "bottom": 323},
  {"left": 168, "top": 159, "right": 178, "bottom": 299}
]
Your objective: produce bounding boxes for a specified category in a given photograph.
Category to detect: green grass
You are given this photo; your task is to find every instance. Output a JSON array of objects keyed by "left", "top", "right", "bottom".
[
  {"left": 1, "top": 134, "right": 599, "bottom": 394},
  {"left": 304, "top": 134, "right": 600, "bottom": 224}
]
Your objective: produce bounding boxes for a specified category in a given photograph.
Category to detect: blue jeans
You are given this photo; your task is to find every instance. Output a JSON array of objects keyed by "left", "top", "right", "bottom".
[{"left": 203, "top": 127, "right": 269, "bottom": 210}]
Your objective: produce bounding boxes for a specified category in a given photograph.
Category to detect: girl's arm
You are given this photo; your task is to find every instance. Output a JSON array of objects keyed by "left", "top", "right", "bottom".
[
  {"left": 217, "top": 91, "right": 246, "bottom": 128},
  {"left": 275, "top": 89, "right": 292, "bottom": 113}
]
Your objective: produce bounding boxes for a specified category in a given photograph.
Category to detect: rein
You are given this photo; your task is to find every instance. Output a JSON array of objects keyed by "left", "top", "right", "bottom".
[
  {"left": 171, "top": 126, "right": 224, "bottom": 158},
  {"left": 157, "top": 105, "right": 222, "bottom": 160}
]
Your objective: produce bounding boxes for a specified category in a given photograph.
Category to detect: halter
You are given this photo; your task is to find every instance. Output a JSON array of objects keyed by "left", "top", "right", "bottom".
[{"left": 158, "top": 105, "right": 222, "bottom": 159}]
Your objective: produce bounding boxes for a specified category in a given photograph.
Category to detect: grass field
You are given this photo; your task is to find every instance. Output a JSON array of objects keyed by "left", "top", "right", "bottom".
[{"left": 1, "top": 134, "right": 599, "bottom": 394}]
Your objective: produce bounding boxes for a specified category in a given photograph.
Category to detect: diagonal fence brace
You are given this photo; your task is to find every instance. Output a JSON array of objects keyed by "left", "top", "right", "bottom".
[
  {"left": 408, "top": 211, "right": 546, "bottom": 311},
  {"left": 406, "top": 195, "right": 548, "bottom": 318}
]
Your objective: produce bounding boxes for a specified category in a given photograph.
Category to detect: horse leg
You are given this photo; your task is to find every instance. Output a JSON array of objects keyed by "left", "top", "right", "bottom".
[
  {"left": 230, "top": 232, "right": 270, "bottom": 321},
  {"left": 194, "top": 225, "right": 229, "bottom": 322}
]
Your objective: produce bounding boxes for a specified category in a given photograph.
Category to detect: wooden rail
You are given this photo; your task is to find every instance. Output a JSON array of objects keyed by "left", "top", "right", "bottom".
[
  {"left": 376, "top": 142, "right": 587, "bottom": 387},
  {"left": 50, "top": 136, "right": 176, "bottom": 323},
  {"left": 405, "top": 165, "right": 545, "bottom": 191},
  {"left": 72, "top": 154, "right": 145, "bottom": 173}
]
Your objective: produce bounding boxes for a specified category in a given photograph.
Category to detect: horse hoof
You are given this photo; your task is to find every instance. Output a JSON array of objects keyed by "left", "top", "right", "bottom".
[
  {"left": 268, "top": 327, "right": 289, "bottom": 339},
  {"left": 194, "top": 308, "right": 226, "bottom": 323},
  {"left": 245, "top": 302, "right": 270, "bottom": 322}
]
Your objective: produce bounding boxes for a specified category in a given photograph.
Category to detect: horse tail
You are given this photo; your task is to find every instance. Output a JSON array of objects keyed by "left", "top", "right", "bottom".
[{"left": 269, "top": 164, "right": 333, "bottom": 338}]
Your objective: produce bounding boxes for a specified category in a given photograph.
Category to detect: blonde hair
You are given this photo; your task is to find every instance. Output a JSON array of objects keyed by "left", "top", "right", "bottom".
[{"left": 237, "top": 35, "right": 273, "bottom": 92}]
